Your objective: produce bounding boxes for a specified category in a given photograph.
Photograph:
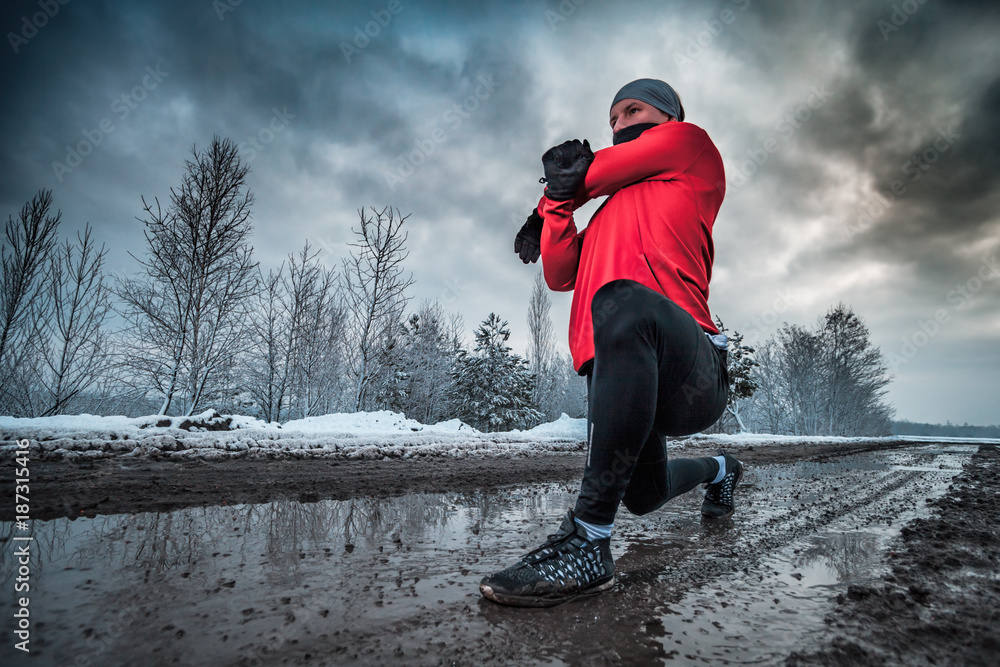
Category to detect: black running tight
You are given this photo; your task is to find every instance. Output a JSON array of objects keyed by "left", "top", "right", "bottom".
[{"left": 573, "top": 280, "right": 729, "bottom": 526}]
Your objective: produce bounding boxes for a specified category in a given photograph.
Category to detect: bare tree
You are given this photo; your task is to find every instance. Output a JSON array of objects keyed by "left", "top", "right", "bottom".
[
  {"left": 0, "top": 189, "right": 62, "bottom": 415},
  {"left": 526, "top": 269, "right": 557, "bottom": 421},
  {"left": 548, "top": 351, "right": 588, "bottom": 420},
  {"left": 116, "top": 136, "right": 259, "bottom": 415},
  {"left": 287, "top": 247, "right": 345, "bottom": 418},
  {"left": 36, "top": 225, "right": 112, "bottom": 415},
  {"left": 746, "top": 337, "right": 787, "bottom": 434},
  {"left": 245, "top": 267, "right": 290, "bottom": 422},
  {"left": 341, "top": 206, "right": 413, "bottom": 412},
  {"left": 243, "top": 243, "right": 346, "bottom": 421},
  {"left": 778, "top": 323, "right": 825, "bottom": 435},
  {"left": 820, "top": 303, "right": 893, "bottom": 435},
  {"left": 743, "top": 304, "right": 893, "bottom": 436},
  {"left": 527, "top": 270, "right": 554, "bottom": 373}
]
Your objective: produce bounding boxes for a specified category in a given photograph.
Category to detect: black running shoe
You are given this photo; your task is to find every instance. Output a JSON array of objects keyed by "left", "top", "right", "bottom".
[
  {"left": 701, "top": 451, "right": 744, "bottom": 519},
  {"left": 479, "top": 510, "right": 615, "bottom": 607}
]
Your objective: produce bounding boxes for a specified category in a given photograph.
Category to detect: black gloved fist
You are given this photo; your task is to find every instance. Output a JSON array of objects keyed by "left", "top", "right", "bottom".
[
  {"left": 514, "top": 208, "right": 543, "bottom": 264},
  {"left": 541, "top": 139, "right": 594, "bottom": 201}
]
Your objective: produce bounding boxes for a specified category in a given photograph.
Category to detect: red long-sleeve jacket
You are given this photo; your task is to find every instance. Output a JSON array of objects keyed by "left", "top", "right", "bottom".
[{"left": 538, "top": 121, "right": 725, "bottom": 374}]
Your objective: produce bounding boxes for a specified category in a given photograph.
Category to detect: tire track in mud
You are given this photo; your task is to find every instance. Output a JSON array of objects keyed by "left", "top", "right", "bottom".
[{"left": 616, "top": 463, "right": 941, "bottom": 599}]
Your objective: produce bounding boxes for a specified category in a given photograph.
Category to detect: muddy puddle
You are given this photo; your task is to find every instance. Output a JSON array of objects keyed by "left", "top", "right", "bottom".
[{"left": 0, "top": 444, "right": 976, "bottom": 666}]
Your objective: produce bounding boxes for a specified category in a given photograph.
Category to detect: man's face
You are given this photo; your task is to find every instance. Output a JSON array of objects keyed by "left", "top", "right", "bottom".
[{"left": 609, "top": 99, "right": 674, "bottom": 133}]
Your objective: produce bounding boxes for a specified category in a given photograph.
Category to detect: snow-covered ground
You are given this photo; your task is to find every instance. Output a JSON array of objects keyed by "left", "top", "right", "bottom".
[
  {"left": 2, "top": 410, "right": 996, "bottom": 462},
  {"left": 0, "top": 410, "right": 589, "bottom": 461}
]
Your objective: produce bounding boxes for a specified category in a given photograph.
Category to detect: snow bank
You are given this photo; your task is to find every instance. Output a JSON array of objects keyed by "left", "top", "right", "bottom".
[
  {"left": 281, "top": 410, "right": 480, "bottom": 436},
  {"left": 517, "top": 413, "right": 588, "bottom": 440},
  {"left": 0, "top": 409, "right": 583, "bottom": 462},
  {"left": 4, "top": 410, "right": 993, "bottom": 463}
]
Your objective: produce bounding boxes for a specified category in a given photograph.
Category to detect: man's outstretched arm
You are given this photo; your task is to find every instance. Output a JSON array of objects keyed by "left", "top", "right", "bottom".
[{"left": 582, "top": 122, "right": 709, "bottom": 199}]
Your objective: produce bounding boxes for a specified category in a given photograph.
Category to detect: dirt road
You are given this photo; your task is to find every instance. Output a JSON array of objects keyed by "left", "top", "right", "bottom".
[{"left": 1, "top": 439, "right": 997, "bottom": 665}]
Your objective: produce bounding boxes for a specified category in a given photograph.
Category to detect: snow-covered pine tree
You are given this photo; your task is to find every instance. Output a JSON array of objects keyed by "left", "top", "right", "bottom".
[
  {"left": 382, "top": 302, "right": 462, "bottom": 423},
  {"left": 450, "top": 313, "right": 542, "bottom": 432}
]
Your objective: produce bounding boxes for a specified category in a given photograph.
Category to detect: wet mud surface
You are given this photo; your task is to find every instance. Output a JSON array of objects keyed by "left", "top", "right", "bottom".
[
  {"left": 1, "top": 439, "right": 997, "bottom": 666},
  {"left": 0, "top": 439, "right": 893, "bottom": 522},
  {"left": 787, "top": 443, "right": 1000, "bottom": 666}
]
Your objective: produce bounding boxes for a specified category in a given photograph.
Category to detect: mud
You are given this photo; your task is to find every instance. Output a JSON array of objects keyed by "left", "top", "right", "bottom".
[
  {"left": 0, "top": 439, "right": 897, "bottom": 522},
  {"left": 0, "top": 454, "right": 589, "bottom": 523},
  {"left": 787, "top": 443, "right": 1000, "bottom": 666},
  {"left": 1, "top": 439, "right": 997, "bottom": 666}
]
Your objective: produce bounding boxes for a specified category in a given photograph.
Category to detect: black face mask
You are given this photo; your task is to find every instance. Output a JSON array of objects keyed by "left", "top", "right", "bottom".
[{"left": 612, "top": 122, "right": 658, "bottom": 146}]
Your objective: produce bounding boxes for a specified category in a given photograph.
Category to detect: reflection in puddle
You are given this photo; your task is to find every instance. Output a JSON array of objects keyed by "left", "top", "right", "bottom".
[
  {"left": 648, "top": 528, "right": 893, "bottom": 664},
  {"left": 0, "top": 484, "right": 577, "bottom": 666},
  {"left": 653, "top": 529, "right": 887, "bottom": 664},
  {"left": 791, "top": 532, "right": 882, "bottom": 583}
]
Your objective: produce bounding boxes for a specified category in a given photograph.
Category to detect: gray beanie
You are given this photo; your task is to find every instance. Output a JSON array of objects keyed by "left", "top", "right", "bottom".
[{"left": 611, "top": 78, "right": 684, "bottom": 121}]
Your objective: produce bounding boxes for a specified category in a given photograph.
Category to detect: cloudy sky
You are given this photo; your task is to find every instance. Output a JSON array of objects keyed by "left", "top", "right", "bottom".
[{"left": 2, "top": 0, "right": 998, "bottom": 425}]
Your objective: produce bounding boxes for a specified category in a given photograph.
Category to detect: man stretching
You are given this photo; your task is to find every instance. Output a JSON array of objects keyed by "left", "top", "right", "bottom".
[{"left": 481, "top": 78, "right": 743, "bottom": 607}]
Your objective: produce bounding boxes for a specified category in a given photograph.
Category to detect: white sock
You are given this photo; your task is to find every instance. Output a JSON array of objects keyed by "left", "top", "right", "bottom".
[
  {"left": 710, "top": 455, "right": 727, "bottom": 484},
  {"left": 574, "top": 517, "right": 613, "bottom": 541}
]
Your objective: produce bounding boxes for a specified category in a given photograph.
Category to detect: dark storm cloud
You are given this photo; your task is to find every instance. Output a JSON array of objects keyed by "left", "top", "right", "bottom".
[
  {"left": 709, "top": 0, "right": 1000, "bottom": 299},
  {"left": 832, "top": 3, "right": 1000, "bottom": 230},
  {"left": 0, "top": 0, "right": 535, "bottom": 198},
  {"left": 0, "top": 0, "right": 541, "bottom": 277},
  {"left": 797, "top": 0, "right": 1000, "bottom": 241},
  {"left": 1, "top": 1, "right": 139, "bottom": 202}
]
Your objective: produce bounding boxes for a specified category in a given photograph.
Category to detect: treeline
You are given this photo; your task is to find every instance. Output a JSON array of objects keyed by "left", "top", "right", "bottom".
[
  {"left": 0, "top": 136, "right": 585, "bottom": 430},
  {"left": 892, "top": 421, "right": 1000, "bottom": 438},
  {"left": 716, "top": 304, "right": 896, "bottom": 436},
  {"left": 3, "top": 135, "right": 900, "bottom": 437}
]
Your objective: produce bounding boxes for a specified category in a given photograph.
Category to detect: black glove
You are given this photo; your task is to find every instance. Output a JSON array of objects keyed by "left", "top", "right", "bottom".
[
  {"left": 541, "top": 139, "right": 594, "bottom": 200},
  {"left": 514, "top": 208, "right": 543, "bottom": 264}
]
